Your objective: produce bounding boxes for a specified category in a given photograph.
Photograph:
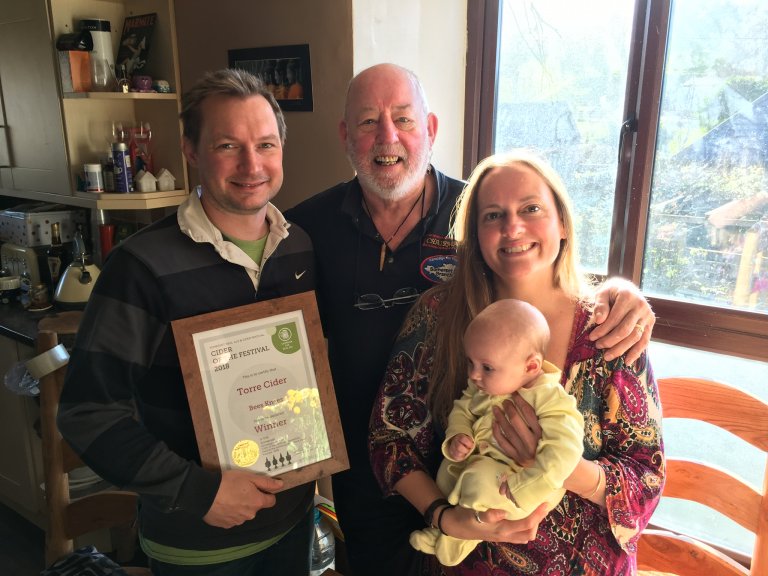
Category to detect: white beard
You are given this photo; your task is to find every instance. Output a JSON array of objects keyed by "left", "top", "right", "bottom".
[{"left": 347, "top": 141, "right": 432, "bottom": 202}]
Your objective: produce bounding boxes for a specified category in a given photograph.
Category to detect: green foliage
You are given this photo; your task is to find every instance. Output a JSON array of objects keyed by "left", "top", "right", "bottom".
[
  {"left": 644, "top": 161, "right": 767, "bottom": 304},
  {"left": 726, "top": 76, "right": 768, "bottom": 101}
]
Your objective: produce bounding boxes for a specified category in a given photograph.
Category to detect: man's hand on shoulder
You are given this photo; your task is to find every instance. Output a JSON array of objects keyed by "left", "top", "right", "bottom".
[
  {"left": 203, "top": 469, "right": 283, "bottom": 528},
  {"left": 590, "top": 276, "right": 655, "bottom": 365}
]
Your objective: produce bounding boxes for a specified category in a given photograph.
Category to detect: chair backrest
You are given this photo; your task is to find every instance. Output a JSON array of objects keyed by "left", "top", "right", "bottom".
[
  {"left": 637, "top": 377, "right": 768, "bottom": 576},
  {"left": 37, "top": 311, "right": 149, "bottom": 574}
]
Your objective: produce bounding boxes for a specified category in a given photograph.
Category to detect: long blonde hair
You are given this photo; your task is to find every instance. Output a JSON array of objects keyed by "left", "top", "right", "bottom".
[{"left": 428, "top": 149, "right": 593, "bottom": 426}]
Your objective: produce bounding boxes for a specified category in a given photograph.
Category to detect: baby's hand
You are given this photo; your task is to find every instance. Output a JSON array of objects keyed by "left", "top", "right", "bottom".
[{"left": 448, "top": 433, "right": 475, "bottom": 461}]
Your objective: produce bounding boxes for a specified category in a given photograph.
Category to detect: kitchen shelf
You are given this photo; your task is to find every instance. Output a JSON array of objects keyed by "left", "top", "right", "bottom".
[
  {"left": 74, "top": 188, "right": 188, "bottom": 210},
  {"left": 2, "top": 186, "right": 188, "bottom": 210},
  {"left": 62, "top": 91, "right": 178, "bottom": 100}
]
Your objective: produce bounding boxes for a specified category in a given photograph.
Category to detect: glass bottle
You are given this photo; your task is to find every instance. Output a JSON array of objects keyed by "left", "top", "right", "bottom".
[
  {"left": 130, "top": 121, "right": 154, "bottom": 176},
  {"left": 47, "top": 222, "right": 65, "bottom": 286}
]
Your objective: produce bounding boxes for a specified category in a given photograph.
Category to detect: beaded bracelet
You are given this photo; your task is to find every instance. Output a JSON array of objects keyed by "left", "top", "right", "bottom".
[
  {"left": 423, "top": 497, "right": 450, "bottom": 527},
  {"left": 436, "top": 503, "right": 455, "bottom": 535}
]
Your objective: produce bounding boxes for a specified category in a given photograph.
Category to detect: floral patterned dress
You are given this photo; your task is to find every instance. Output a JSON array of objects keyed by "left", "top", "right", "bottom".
[{"left": 369, "top": 294, "right": 665, "bottom": 575}]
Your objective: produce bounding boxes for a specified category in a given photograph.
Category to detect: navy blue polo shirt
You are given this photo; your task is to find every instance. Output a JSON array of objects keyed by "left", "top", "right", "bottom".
[
  {"left": 286, "top": 168, "right": 463, "bottom": 574},
  {"left": 286, "top": 169, "right": 463, "bottom": 473}
]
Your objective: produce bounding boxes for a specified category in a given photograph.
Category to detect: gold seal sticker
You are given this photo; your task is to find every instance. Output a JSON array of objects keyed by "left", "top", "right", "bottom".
[{"left": 231, "top": 439, "right": 260, "bottom": 468}]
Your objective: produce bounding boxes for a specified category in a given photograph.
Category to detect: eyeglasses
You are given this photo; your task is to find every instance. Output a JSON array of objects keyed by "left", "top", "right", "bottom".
[{"left": 354, "top": 287, "right": 420, "bottom": 310}]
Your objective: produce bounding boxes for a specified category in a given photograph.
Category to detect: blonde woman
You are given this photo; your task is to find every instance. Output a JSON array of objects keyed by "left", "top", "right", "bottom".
[{"left": 369, "top": 149, "right": 664, "bottom": 575}]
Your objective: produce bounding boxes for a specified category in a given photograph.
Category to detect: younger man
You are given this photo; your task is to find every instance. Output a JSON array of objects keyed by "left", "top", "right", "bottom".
[{"left": 57, "top": 69, "right": 316, "bottom": 575}]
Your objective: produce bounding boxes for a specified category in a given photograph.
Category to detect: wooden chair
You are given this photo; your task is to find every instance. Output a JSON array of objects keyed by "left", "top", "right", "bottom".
[
  {"left": 637, "top": 377, "right": 768, "bottom": 576},
  {"left": 37, "top": 311, "right": 151, "bottom": 574}
]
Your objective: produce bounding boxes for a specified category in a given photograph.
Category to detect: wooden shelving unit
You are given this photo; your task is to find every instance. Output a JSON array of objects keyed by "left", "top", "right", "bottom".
[{"left": 48, "top": 0, "right": 188, "bottom": 210}]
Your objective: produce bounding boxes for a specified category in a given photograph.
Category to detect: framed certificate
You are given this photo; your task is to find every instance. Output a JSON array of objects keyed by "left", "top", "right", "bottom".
[{"left": 172, "top": 291, "right": 348, "bottom": 491}]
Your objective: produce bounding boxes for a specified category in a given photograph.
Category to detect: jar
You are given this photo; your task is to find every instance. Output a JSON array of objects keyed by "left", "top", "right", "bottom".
[
  {"left": 30, "top": 283, "right": 51, "bottom": 309},
  {"left": 84, "top": 163, "right": 105, "bottom": 192},
  {"left": 0, "top": 275, "right": 21, "bottom": 305}
]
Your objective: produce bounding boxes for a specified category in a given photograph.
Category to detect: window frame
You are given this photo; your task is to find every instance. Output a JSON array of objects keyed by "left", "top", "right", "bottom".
[{"left": 464, "top": 0, "right": 768, "bottom": 363}]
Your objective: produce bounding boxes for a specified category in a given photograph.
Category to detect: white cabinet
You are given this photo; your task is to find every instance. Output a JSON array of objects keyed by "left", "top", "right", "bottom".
[
  {"left": 0, "top": 335, "right": 44, "bottom": 527},
  {"left": 0, "top": 0, "right": 189, "bottom": 211},
  {"left": 0, "top": 1, "right": 70, "bottom": 197}
]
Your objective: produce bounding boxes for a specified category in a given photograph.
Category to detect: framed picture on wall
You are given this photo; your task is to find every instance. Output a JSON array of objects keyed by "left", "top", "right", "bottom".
[{"left": 228, "top": 44, "right": 313, "bottom": 112}]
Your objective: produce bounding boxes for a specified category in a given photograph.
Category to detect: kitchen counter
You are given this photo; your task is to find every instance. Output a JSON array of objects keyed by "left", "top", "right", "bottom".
[{"left": 0, "top": 303, "right": 72, "bottom": 346}]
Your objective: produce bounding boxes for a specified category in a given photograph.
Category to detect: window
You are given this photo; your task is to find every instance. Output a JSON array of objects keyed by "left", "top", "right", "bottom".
[
  {"left": 489, "top": 1, "right": 635, "bottom": 273},
  {"left": 466, "top": 0, "right": 768, "bottom": 358},
  {"left": 645, "top": 1, "right": 768, "bottom": 313},
  {"left": 466, "top": 0, "right": 768, "bottom": 562}
]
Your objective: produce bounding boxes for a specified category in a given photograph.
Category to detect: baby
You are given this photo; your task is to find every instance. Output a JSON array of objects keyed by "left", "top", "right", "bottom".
[{"left": 410, "top": 299, "right": 584, "bottom": 566}]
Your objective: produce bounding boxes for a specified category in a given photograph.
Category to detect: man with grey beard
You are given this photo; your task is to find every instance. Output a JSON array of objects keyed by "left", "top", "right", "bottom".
[
  {"left": 286, "top": 64, "right": 462, "bottom": 575},
  {"left": 285, "top": 63, "right": 653, "bottom": 576}
]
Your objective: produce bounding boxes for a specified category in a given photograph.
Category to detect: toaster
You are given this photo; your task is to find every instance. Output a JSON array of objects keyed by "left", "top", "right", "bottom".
[{"left": 0, "top": 242, "right": 42, "bottom": 285}]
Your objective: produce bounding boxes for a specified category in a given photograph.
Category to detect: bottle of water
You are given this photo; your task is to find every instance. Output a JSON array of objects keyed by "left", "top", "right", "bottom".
[{"left": 310, "top": 507, "right": 335, "bottom": 576}]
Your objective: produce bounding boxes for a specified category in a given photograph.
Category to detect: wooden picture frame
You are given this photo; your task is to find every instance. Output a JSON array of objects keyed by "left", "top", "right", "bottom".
[
  {"left": 172, "top": 291, "right": 347, "bottom": 491},
  {"left": 228, "top": 44, "right": 313, "bottom": 112}
]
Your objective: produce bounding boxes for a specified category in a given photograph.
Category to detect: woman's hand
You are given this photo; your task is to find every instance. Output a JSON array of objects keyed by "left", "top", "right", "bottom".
[
  {"left": 441, "top": 503, "right": 548, "bottom": 543},
  {"left": 492, "top": 392, "right": 542, "bottom": 468},
  {"left": 590, "top": 277, "right": 655, "bottom": 364}
]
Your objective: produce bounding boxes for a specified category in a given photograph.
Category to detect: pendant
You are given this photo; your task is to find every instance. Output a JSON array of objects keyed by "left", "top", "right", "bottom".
[{"left": 379, "top": 243, "right": 386, "bottom": 271}]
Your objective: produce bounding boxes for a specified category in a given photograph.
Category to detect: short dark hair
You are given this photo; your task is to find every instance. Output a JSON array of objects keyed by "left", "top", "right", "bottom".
[{"left": 180, "top": 68, "right": 287, "bottom": 147}]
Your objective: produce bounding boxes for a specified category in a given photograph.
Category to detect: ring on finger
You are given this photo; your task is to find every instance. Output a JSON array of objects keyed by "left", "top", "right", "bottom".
[
  {"left": 474, "top": 510, "right": 484, "bottom": 524},
  {"left": 635, "top": 323, "right": 644, "bottom": 335}
]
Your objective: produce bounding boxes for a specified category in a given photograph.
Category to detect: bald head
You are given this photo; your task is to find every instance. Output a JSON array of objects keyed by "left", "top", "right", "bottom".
[
  {"left": 467, "top": 299, "right": 550, "bottom": 358},
  {"left": 344, "top": 63, "right": 430, "bottom": 121}
]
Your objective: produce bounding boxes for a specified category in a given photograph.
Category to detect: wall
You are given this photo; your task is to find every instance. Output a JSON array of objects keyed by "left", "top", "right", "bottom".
[
  {"left": 352, "top": 0, "right": 467, "bottom": 179},
  {"left": 175, "top": 0, "right": 467, "bottom": 210},
  {"left": 174, "top": 0, "right": 355, "bottom": 210}
]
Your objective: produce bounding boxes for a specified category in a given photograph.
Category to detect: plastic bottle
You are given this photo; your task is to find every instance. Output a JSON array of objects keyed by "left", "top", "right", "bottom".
[
  {"left": 310, "top": 507, "right": 335, "bottom": 576},
  {"left": 19, "top": 263, "right": 32, "bottom": 309},
  {"left": 112, "top": 141, "right": 133, "bottom": 192}
]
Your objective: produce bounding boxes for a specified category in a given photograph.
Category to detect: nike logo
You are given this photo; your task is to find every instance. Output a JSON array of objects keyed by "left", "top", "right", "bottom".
[{"left": 295, "top": 270, "right": 307, "bottom": 280}]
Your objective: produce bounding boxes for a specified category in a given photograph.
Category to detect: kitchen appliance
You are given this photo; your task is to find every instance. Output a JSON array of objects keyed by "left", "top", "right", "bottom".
[
  {"left": 54, "top": 258, "right": 100, "bottom": 309},
  {"left": 0, "top": 242, "right": 41, "bottom": 284},
  {"left": 53, "top": 227, "right": 100, "bottom": 309},
  {"left": 79, "top": 19, "right": 114, "bottom": 75}
]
